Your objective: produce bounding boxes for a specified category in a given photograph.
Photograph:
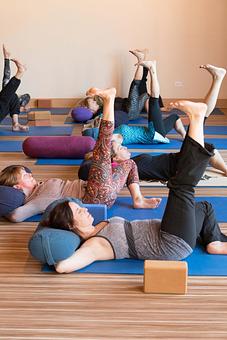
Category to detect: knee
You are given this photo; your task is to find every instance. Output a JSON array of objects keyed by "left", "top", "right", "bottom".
[
  {"left": 203, "top": 201, "right": 214, "bottom": 214},
  {"left": 206, "top": 241, "right": 223, "bottom": 254}
]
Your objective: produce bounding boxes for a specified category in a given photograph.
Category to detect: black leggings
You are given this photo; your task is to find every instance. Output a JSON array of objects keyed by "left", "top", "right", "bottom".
[
  {"left": 149, "top": 97, "right": 179, "bottom": 137},
  {"left": 160, "top": 135, "right": 227, "bottom": 249},
  {"left": 0, "top": 77, "right": 21, "bottom": 122},
  {"left": 138, "top": 67, "right": 164, "bottom": 107},
  {"left": 1, "top": 59, "right": 21, "bottom": 121}
]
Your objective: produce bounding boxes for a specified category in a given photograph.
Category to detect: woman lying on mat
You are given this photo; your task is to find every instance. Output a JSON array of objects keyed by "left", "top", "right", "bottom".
[
  {"left": 79, "top": 63, "right": 227, "bottom": 180},
  {"left": 0, "top": 88, "right": 161, "bottom": 223},
  {"left": 40, "top": 98, "right": 227, "bottom": 273},
  {"left": 83, "top": 58, "right": 186, "bottom": 144},
  {"left": 79, "top": 49, "right": 152, "bottom": 122},
  {"left": 1, "top": 44, "right": 29, "bottom": 131}
]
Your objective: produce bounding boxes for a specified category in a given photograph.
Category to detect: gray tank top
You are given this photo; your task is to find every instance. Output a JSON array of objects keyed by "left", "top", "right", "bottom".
[{"left": 98, "top": 217, "right": 192, "bottom": 261}]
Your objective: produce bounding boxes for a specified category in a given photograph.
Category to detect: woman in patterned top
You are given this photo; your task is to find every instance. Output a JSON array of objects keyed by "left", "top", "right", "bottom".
[
  {"left": 41, "top": 96, "right": 227, "bottom": 273},
  {"left": 2, "top": 86, "right": 161, "bottom": 223}
]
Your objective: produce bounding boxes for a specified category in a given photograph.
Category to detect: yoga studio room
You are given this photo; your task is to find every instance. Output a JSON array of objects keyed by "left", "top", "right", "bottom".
[{"left": 0, "top": 0, "right": 227, "bottom": 338}]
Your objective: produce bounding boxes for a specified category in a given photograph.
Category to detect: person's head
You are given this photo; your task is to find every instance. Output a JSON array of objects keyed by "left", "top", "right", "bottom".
[
  {"left": 84, "top": 134, "right": 130, "bottom": 163},
  {"left": 42, "top": 201, "right": 94, "bottom": 239},
  {"left": 111, "top": 140, "right": 131, "bottom": 162},
  {"left": 0, "top": 165, "right": 37, "bottom": 195},
  {"left": 81, "top": 95, "right": 103, "bottom": 114}
]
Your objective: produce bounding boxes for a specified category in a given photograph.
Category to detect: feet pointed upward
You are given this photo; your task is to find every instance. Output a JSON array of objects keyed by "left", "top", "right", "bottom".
[
  {"left": 3, "top": 44, "right": 11, "bottom": 59},
  {"left": 136, "top": 60, "right": 157, "bottom": 74},
  {"left": 168, "top": 100, "right": 207, "bottom": 120},
  {"left": 200, "top": 64, "right": 226, "bottom": 79},
  {"left": 129, "top": 49, "right": 148, "bottom": 61}
]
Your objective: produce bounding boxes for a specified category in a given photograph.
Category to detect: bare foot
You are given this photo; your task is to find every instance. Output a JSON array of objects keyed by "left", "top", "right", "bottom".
[
  {"left": 168, "top": 100, "right": 207, "bottom": 120},
  {"left": 11, "top": 59, "right": 27, "bottom": 79},
  {"left": 200, "top": 64, "right": 226, "bottom": 79},
  {"left": 12, "top": 124, "right": 29, "bottom": 132},
  {"left": 174, "top": 118, "right": 186, "bottom": 139},
  {"left": 134, "top": 197, "right": 162, "bottom": 209},
  {"left": 129, "top": 49, "right": 148, "bottom": 61},
  {"left": 3, "top": 44, "right": 10, "bottom": 59},
  {"left": 86, "top": 87, "right": 116, "bottom": 101},
  {"left": 137, "top": 60, "right": 157, "bottom": 74},
  {"left": 207, "top": 241, "right": 227, "bottom": 255}
]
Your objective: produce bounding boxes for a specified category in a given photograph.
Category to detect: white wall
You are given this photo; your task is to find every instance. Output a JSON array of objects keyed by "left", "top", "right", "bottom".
[{"left": 0, "top": 0, "right": 226, "bottom": 98}]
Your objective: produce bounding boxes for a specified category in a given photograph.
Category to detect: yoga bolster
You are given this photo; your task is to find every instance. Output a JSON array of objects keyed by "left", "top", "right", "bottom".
[
  {"left": 23, "top": 136, "right": 96, "bottom": 159},
  {"left": 71, "top": 107, "right": 93, "bottom": 122},
  {"left": 0, "top": 186, "right": 25, "bottom": 217},
  {"left": 28, "top": 198, "right": 107, "bottom": 266}
]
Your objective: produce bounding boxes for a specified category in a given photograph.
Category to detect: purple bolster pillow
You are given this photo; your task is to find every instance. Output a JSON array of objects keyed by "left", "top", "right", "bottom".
[
  {"left": 22, "top": 136, "right": 96, "bottom": 159},
  {"left": 71, "top": 107, "right": 93, "bottom": 122}
]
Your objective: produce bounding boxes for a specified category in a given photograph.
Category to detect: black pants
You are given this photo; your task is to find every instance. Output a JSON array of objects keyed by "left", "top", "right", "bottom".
[
  {"left": 0, "top": 77, "right": 21, "bottom": 122},
  {"left": 160, "top": 135, "right": 227, "bottom": 249},
  {"left": 138, "top": 67, "right": 164, "bottom": 107},
  {"left": 149, "top": 97, "right": 179, "bottom": 137}
]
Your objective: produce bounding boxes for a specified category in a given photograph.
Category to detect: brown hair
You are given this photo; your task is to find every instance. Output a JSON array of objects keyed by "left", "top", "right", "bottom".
[
  {"left": 41, "top": 201, "right": 75, "bottom": 232},
  {"left": 78, "top": 95, "right": 103, "bottom": 109},
  {"left": 0, "top": 165, "right": 25, "bottom": 187}
]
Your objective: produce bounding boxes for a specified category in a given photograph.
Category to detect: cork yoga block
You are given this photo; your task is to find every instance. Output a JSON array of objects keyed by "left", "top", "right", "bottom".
[
  {"left": 28, "top": 111, "right": 51, "bottom": 121},
  {"left": 144, "top": 260, "right": 188, "bottom": 294},
  {"left": 28, "top": 120, "right": 51, "bottom": 126},
  {"left": 37, "top": 99, "right": 54, "bottom": 108}
]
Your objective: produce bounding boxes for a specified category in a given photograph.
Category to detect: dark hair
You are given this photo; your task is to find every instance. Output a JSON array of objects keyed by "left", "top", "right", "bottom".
[{"left": 41, "top": 201, "right": 75, "bottom": 231}]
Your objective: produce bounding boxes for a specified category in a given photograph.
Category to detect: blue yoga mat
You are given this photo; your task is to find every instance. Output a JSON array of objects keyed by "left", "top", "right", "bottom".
[
  {"left": 26, "top": 196, "right": 227, "bottom": 223},
  {"left": 1, "top": 117, "right": 28, "bottom": 125},
  {"left": 36, "top": 159, "right": 83, "bottom": 165},
  {"left": 42, "top": 243, "right": 227, "bottom": 276},
  {"left": 28, "top": 108, "right": 70, "bottom": 115},
  {"left": 168, "top": 125, "right": 227, "bottom": 135},
  {"left": 0, "top": 126, "right": 73, "bottom": 136},
  {"left": 108, "top": 196, "right": 227, "bottom": 222},
  {"left": 49, "top": 108, "right": 70, "bottom": 115},
  {"left": 129, "top": 124, "right": 227, "bottom": 135},
  {"left": 0, "top": 141, "right": 23, "bottom": 152},
  {"left": 64, "top": 117, "right": 83, "bottom": 125},
  {"left": 34, "top": 152, "right": 164, "bottom": 166},
  {"left": 126, "top": 138, "right": 227, "bottom": 150}
]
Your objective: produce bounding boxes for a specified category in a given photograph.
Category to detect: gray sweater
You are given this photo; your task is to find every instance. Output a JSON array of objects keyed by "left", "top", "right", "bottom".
[{"left": 98, "top": 217, "right": 192, "bottom": 261}]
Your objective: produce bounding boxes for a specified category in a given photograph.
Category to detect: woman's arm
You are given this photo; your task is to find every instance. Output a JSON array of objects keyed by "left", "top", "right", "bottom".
[
  {"left": 6, "top": 196, "right": 55, "bottom": 222},
  {"left": 55, "top": 237, "right": 114, "bottom": 274}
]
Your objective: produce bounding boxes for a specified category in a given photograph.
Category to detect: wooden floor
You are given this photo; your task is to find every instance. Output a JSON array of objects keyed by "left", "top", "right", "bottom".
[{"left": 0, "top": 109, "right": 227, "bottom": 339}]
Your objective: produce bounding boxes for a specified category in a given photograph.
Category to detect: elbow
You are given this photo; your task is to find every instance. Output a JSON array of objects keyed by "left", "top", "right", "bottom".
[
  {"left": 5, "top": 213, "right": 22, "bottom": 223},
  {"left": 55, "top": 261, "right": 72, "bottom": 274}
]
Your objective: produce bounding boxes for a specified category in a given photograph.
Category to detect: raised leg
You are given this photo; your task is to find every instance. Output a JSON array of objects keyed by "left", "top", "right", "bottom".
[
  {"left": 127, "top": 49, "right": 150, "bottom": 120},
  {"left": 2, "top": 44, "right": 11, "bottom": 87},
  {"left": 160, "top": 101, "right": 214, "bottom": 249},
  {"left": 200, "top": 64, "right": 226, "bottom": 117},
  {"left": 83, "top": 87, "right": 161, "bottom": 209}
]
